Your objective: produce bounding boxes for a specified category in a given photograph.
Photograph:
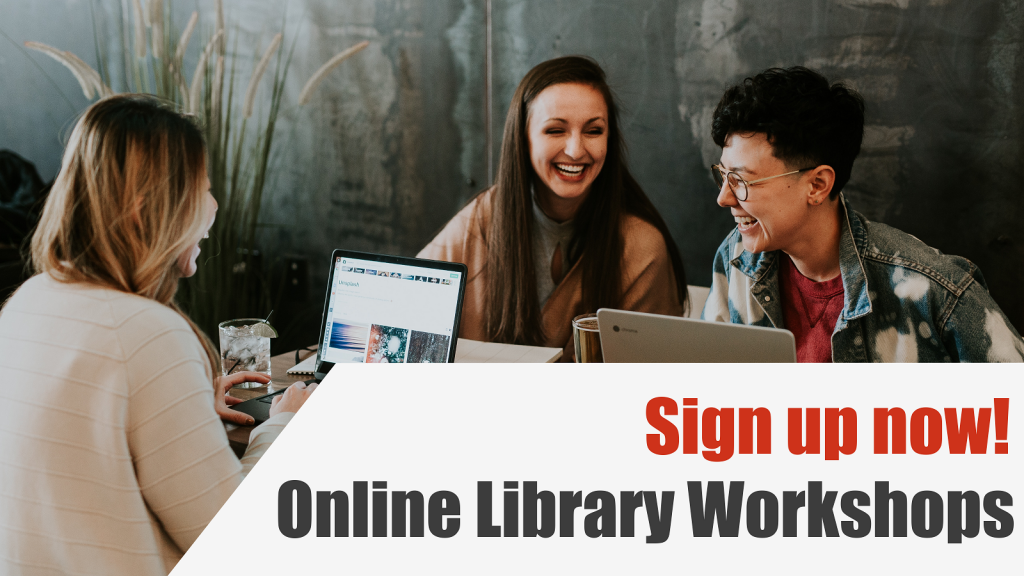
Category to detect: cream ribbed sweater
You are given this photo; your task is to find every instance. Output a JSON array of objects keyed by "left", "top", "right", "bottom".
[{"left": 0, "top": 274, "right": 292, "bottom": 575}]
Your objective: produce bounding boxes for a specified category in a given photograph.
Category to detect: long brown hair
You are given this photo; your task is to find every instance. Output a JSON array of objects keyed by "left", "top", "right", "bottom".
[
  {"left": 486, "top": 56, "right": 688, "bottom": 345},
  {"left": 30, "top": 94, "right": 219, "bottom": 377}
]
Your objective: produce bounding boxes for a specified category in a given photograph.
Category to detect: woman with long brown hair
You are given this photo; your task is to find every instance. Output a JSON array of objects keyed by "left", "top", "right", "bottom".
[
  {"left": 0, "top": 95, "right": 314, "bottom": 575},
  {"left": 419, "top": 56, "right": 687, "bottom": 359}
]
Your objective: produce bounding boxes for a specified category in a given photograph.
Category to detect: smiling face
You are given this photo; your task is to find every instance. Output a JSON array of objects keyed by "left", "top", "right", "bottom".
[
  {"left": 716, "top": 132, "right": 818, "bottom": 254},
  {"left": 527, "top": 82, "right": 608, "bottom": 220},
  {"left": 177, "top": 175, "right": 217, "bottom": 277}
]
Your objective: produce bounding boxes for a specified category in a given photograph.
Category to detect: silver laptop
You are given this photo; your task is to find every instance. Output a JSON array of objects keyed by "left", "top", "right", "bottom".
[
  {"left": 232, "top": 250, "right": 468, "bottom": 424},
  {"left": 597, "top": 309, "right": 796, "bottom": 363}
]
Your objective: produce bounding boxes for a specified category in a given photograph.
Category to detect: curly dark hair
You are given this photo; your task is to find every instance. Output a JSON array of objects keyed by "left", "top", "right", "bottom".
[{"left": 711, "top": 66, "right": 865, "bottom": 197}]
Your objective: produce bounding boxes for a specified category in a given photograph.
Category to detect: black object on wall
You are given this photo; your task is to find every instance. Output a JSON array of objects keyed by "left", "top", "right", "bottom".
[
  {"left": 0, "top": 150, "right": 50, "bottom": 302},
  {"left": 0, "top": 150, "right": 48, "bottom": 245}
]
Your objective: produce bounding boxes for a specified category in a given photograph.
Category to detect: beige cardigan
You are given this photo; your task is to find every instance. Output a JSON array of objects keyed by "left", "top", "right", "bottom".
[
  {"left": 418, "top": 189, "right": 684, "bottom": 360},
  {"left": 0, "top": 274, "right": 291, "bottom": 575}
]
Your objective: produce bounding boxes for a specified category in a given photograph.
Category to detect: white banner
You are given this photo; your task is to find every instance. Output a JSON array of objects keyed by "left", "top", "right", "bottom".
[{"left": 173, "top": 365, "right": 1021, "bottom": 574}]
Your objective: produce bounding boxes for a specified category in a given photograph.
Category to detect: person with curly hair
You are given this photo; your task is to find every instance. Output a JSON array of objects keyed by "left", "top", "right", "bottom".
[{"left": 703, "top": 66, "right": 1023, "bottom": 362}]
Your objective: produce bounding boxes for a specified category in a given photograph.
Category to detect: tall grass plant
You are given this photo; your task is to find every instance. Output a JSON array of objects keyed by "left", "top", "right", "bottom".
[{"left": 25, "top": 0, "right": 367, "bottom": 339}]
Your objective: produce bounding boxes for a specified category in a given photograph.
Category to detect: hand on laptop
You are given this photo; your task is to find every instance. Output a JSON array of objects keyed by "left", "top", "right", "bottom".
[
  {"left": 214, "top": 371, "right": 272, "bottom": 426},
  {"left": 270, "top": 380, "right": 318, "bottom": 417}
]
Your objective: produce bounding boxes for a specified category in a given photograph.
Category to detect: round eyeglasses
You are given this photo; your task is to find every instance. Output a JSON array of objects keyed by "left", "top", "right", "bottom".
[{"left": 711, "top": 164, "right": 815, "bottom": 201}]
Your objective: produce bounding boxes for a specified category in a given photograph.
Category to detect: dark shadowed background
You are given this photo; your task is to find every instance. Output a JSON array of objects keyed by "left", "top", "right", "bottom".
[{"left": 2, "top": 0, "right": 1022, "bottom": 351}]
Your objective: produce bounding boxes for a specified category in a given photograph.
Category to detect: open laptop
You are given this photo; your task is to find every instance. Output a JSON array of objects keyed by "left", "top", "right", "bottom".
[
  {"left": 597, "top": 309, "right": 796, "bottom": 363},
  {"left": 232, "top": 249, "right": 468, "bottom": 423}
]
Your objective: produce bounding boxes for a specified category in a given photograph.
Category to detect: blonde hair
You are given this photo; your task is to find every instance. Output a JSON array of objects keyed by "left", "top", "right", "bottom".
[{"left": 30, "top": 94, "right": 219, "bottom": 376}]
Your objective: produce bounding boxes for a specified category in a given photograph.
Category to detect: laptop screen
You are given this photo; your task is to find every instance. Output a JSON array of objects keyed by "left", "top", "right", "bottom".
[{"left": 317, "top": 254, "right": 465, "bottom": 364}]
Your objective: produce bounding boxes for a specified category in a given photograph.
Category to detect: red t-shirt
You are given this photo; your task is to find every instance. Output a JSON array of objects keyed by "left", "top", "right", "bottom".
[{"left": 779, "top": 255, "right": 844, "bottom": 363}]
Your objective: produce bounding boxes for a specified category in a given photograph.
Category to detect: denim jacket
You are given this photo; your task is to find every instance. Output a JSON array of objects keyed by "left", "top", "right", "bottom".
[{"left": 701, "top": 197, "right": 1024, "bottom": 362}]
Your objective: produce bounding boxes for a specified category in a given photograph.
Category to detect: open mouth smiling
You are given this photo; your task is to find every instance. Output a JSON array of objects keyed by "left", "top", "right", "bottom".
[
  {"left": 554, "top": 163, "right": 587, "bottom": 179},
  {"left": 735, "top": 215, "right": 759, "bottom": 232}
]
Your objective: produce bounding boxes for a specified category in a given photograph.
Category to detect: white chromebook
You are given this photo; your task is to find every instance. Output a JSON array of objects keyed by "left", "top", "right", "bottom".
[{"left": 597, "top": 308, "right": 797, "bottom": 363}]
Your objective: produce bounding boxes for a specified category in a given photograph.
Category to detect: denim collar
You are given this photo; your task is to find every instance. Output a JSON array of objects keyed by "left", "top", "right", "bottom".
[{"left": 729, "top": 194, "right": 873, "bottom": 322}]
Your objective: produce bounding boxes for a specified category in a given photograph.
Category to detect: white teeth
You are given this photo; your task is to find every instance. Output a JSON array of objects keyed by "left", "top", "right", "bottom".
[
  {"left": 555, "top": 163, "right": 584, "bottom": 175},
  {"left": 735, "top": 216, "right": 758, "bottom": 226}
]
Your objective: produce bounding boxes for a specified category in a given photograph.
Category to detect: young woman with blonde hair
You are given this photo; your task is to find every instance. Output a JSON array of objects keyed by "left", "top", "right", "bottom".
[
  {"left": 0, "top": 94, "right": 314, "bottom": 575},
  {"left": 419, "top": 56, "right": 688, "bottom": 359}
]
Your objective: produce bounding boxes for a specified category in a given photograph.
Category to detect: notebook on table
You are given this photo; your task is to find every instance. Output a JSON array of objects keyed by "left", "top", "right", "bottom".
[
  {"left": 286, "top": 353, "right": 318, "bottom": 375},
  {"left": 453, "top": 339, "right": 562, "bottom": 363}
]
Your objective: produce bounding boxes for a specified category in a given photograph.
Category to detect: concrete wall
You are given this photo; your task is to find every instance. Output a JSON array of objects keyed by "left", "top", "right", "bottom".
[{"left": 3, "top": 0, "right": 1023, "bottom": 341}]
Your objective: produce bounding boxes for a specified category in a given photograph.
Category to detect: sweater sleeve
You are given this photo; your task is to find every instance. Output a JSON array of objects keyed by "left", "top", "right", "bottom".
[
  {"left": 122, "top": 308, "right": 286, "bottom": 553},
  {"left": 619, "top": 217, "right": 684, "bottom": 317},
  {"left": 241, "top": 412, "right": 293, "bottom": 473},
  {"left": 417, "top": 201, "right": 481, "bottom": 265},
  {"left": 418, "top": 223, "right": 464, "bottom": 263}
]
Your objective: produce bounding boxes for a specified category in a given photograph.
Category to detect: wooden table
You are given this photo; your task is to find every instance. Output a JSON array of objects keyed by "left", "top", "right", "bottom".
[{"left": 224, "top": 348, "right": 315, "bottom": 456}]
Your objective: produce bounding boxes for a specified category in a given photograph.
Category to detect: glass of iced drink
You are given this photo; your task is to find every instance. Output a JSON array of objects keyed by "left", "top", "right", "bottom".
[{"left": 218, "top": 318, "right": 273, "bottom": 387}]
